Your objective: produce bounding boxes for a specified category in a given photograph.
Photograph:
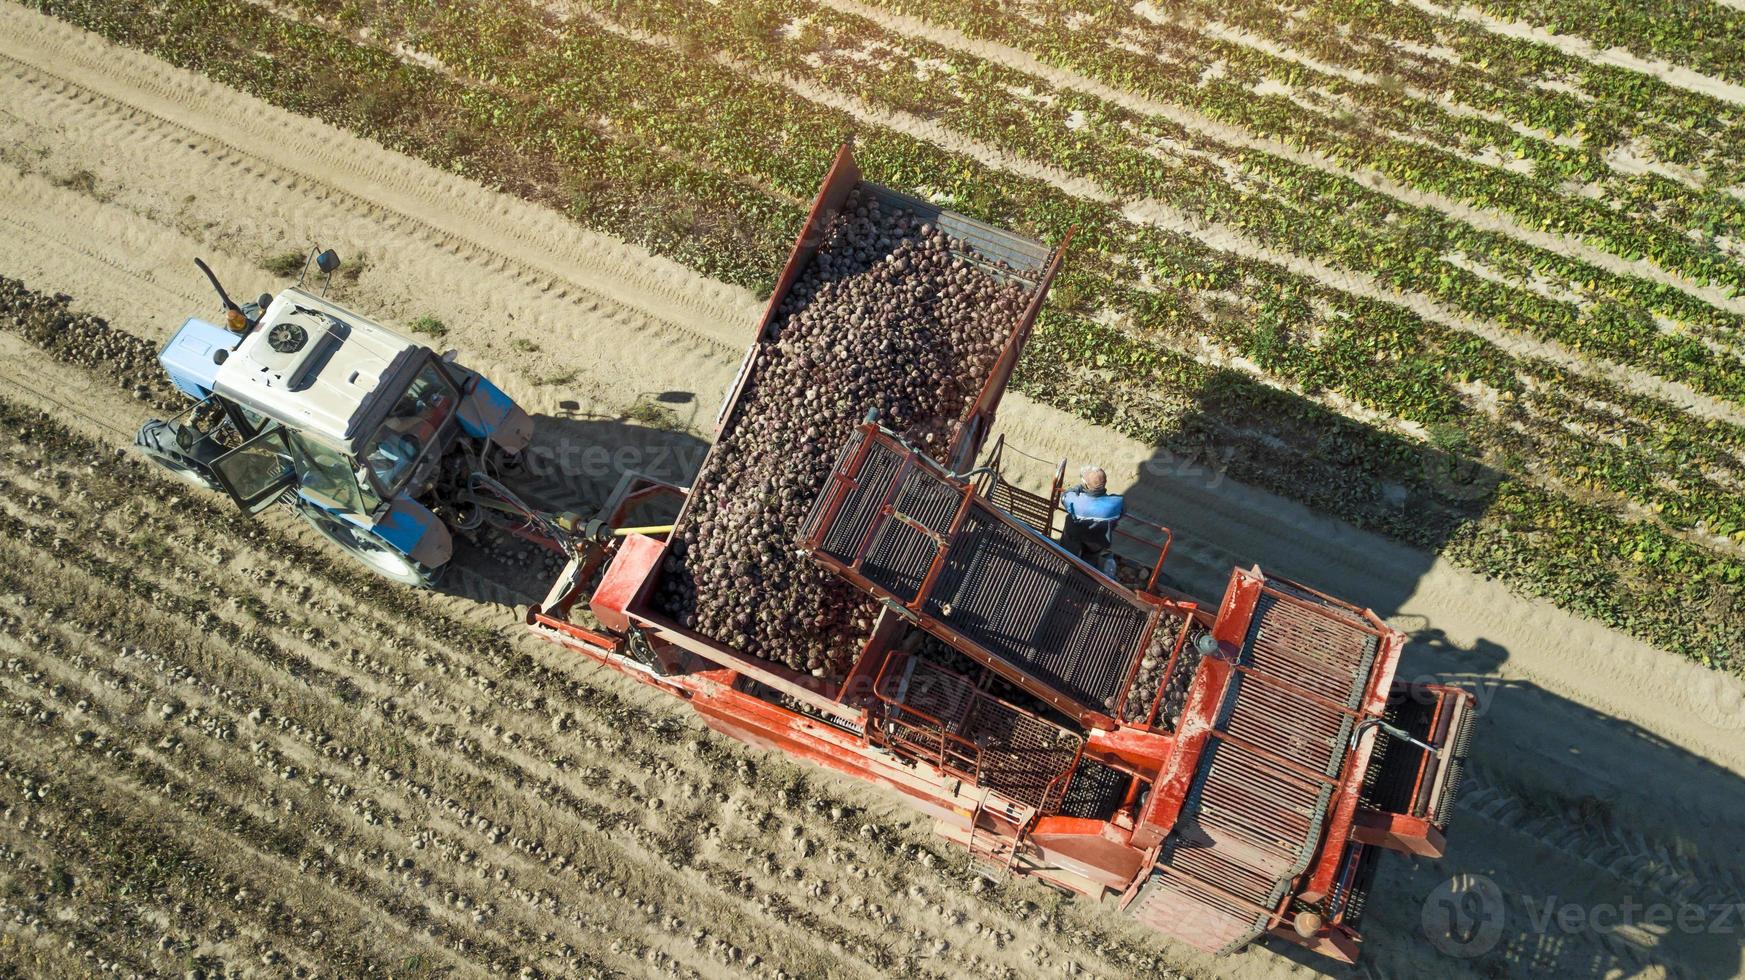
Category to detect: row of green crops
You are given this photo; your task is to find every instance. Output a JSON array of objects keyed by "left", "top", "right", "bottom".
[
  {"left": 1465, "top": 0, "right": 1745, "bottom": 88},
  {"left": 582, "top": 0, "right": 1745, "bottom": 395},
  {"left": 452, "top": 0, "right": 1745, "bottom": 542},
  {"left": 24, "top": 0, "right": 1744, "bottom": 669},
  {"left": 1055, "top": 0, "right": 1745, "bottom": 204},
  {"left": 855, "top": 0, "right": 1745, "bottom": 305},
  {"left": 1178, "top": 0, "right": 1745, "bottom": 182}
]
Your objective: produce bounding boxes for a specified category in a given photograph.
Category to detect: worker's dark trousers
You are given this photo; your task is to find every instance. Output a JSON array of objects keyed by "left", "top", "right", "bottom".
[{"left": 1061, "top": 520, "right": 1116, "bottom": 576}]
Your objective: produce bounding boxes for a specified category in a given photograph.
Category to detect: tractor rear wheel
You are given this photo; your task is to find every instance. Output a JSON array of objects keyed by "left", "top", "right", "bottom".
[{"left": 297, "top": 502, "right": 440, "bottom": 588}]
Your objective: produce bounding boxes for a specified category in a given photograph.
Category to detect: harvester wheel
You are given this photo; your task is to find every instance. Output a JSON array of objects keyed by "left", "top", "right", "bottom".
[{"left": 297, "top": 502, "right": 440, "bottom": 588}]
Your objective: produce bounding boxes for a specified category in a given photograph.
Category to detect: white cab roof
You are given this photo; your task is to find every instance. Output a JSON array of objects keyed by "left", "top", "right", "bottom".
[{"left": 212, "top": 287, "right": 421, "bottom": 451}]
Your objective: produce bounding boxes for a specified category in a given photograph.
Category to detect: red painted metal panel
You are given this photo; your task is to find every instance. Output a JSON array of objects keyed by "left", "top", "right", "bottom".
[
  {"left": 1028, "top": 815, "right": 1145, "bottom": 890},
  {"left": 1082, "top": 725, "right": 1173, "bottom": 776},
  {"left": 1350, "top": 810, "right": 1447, "bottom": 857},
  {"left": 589, "top": 534, "right": 665, "bottom": 633}
]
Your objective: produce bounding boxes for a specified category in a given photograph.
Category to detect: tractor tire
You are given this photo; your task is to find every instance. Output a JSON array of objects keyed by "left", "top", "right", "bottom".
[
  {"left": 297, "top": 503, "right": 441, "bottom": 588},
  {"left": 134, "top": 419, "right": 222, "bottom": 492}
]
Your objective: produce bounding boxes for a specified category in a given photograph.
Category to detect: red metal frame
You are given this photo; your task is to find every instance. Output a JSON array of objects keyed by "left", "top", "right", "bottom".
[
  {"left": 1113, "top": 515, "right": 1174, "bottom": 593},
  {"left": 533, "top": 533, "right": 1437, "bottom": 963},
  {"left": 871, "top": 650, "right": 1089, "bottom": 815},
  {"left": 513, "top": 147, "right": 1461, "bottom": 964},
  {"left": 800, "top": 424, "right": 1165, "bottom": 728}
]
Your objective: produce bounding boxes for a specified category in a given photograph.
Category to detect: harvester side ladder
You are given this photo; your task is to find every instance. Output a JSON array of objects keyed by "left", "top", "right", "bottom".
[{"left": 965, "top": 790, "right": 1031, "bottom": 882}]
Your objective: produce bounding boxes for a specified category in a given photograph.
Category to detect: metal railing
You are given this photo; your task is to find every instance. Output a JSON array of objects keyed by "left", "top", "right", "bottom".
[
  {"left": 976, "top": 435, "right": 1176, "bottom": 595},
  {"left": 872, "top": 651, "right": 1084, "bottom": 813}
]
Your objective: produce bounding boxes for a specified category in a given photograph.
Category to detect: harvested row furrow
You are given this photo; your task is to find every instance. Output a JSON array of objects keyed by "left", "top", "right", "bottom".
[
  {"left": 0, "top": 457, "right": 1065, "bottom": 978},
  {"left": 0, "top": 526, "right": 865, "bottom": 979},
  {"left": 0, "top": 829, "right": 170, "bottom": 978},
  {"left": 0, "top": 671, "right": 531, "bottom": 978},
  {"left": 0, "top": 700, "right": 426, "bottom": 978},
  {"left": 0, "top": 507, "right": 727, "bottom": 975},
  {"left": 0, "top": 638, "right": 721, "bottom": 980},
  {"left": 0, "top": 385, "right": 1191, "bottom": 976},
  {"left": 0, "top": 776, "right": 316, "bottom": 980}
]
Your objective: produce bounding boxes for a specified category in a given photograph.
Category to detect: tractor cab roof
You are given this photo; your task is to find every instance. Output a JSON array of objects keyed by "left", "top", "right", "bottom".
[{"left": 212, "top": 287, "right": 424, "bottom": 453}]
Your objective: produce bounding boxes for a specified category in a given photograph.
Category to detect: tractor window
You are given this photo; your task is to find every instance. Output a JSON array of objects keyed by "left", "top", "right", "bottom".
[
  {"left": 284, "top": 430, "right": 376, "bottom": 515},
  {"left": 360, "top": 360, "right": 457, "bottom": 494},
  {"left": 210, "top": 427, "right": 296, "bottom": 515}
]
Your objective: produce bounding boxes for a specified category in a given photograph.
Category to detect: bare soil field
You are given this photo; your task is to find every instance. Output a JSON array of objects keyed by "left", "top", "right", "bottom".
[{"left": 0, "top": 6, "right": 1743, "bottom": 979}]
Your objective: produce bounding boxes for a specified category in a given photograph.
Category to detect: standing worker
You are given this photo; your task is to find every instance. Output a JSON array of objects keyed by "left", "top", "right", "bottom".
[{"left": 1059, "top": 465, "right": 1124, "bottom": 576}]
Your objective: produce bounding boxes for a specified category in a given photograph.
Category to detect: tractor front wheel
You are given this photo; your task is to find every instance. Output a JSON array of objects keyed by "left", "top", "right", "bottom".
[
  {"left": 134, "top": 419, "right": 222, "bottom": 492},
  {"left": 297, "top": 502, "right": 440, "bottom": 588}
]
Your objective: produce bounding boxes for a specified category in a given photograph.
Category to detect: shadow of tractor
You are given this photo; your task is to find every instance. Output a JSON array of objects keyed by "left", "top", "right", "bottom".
[{"left": 437, "top": 401, "right": 708, "bottom": 607}]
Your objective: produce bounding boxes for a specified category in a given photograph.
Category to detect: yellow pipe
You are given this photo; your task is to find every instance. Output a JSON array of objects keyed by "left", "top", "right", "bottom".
[{"left": 611, "top": 523, "right": 675, "bottom": 537}]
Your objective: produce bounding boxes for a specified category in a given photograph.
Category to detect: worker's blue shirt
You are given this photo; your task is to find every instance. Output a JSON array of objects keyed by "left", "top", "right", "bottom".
[{"left": 1062, "top": 488, "right": 1124, "bottom": 525}]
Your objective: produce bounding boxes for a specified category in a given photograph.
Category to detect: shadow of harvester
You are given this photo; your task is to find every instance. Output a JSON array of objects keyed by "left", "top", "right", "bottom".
[{"left": 992, "top": 365, "right": 1745, "bottom": 978}]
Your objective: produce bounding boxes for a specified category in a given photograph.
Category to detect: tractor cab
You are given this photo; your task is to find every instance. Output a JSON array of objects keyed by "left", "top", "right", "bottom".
[{"left": 138, "top": 254, "right": 535, "bottom": 585}]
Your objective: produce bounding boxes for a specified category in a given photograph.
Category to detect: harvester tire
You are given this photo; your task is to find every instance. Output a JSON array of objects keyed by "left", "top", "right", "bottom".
[{"left": 297, "top": 502, "right": 440, "bottom": 588}]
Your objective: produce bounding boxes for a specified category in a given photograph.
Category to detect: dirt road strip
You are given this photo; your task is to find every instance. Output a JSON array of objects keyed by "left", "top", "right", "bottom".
[{"left": 0, "top": 3, "right": 1741, "bottom": 977}]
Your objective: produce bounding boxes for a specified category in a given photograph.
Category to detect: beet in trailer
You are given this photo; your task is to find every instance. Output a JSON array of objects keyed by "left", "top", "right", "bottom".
[{"left": 525, "top": 145, "right": 1475, "bottom": 962}]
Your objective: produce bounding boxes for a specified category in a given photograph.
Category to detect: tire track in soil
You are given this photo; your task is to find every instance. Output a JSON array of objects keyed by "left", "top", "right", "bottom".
[
  {"left": 0, "top": 3, "right": 763, "bottom": 350},
  {"left": 0, "top": 16, "right": 754, "bottom": 449}
]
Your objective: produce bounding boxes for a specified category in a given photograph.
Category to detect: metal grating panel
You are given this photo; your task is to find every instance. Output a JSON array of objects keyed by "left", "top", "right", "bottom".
[
  {"left": 810, "top": 435, "right": 904, "bottom": 558},
  {"left": 861, "top": 468, "right": 961, "bottom": 599},
  {"left": 877, "top": 654, "right": 1081, "bottom": 810},
  {"left": 808, "top": 430, "right": 1155, "bottom": 718},
  {"left": 1360, "top": 692, "right": 1438, "bottom": 817},
  {"left": 1328, "top": 843, "right": 1381, "bottom": 931},
  {"left": 985, "top": 476, "right": 1056, "bottom": 535},
  {"left": 925, "top": 508, "right": 1151, "bottom": 712},
  {"left": 1058, "top": 758, "right": 1131, "bottom": 821},
  {"left": 1137, "top": 583, "right": 1379, "bottom": 954}
]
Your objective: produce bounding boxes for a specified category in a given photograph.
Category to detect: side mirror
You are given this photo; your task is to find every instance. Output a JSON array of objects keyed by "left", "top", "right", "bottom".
[
  {"left": 439, "top": 349, "right": 459, "bottom": 362},
  {"left": 315, "top": 250, "right": 341, "bottom": 274}
]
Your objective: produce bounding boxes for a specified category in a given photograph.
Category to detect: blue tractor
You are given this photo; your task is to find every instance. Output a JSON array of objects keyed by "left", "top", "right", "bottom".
[{"left": 135, "top": 252, "right": 541, "bottom": 586}]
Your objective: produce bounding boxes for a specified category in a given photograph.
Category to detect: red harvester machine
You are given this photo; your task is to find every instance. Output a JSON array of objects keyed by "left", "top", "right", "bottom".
[{"left": 526, "top": 146, "right": 1475, "bottom": 961}]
